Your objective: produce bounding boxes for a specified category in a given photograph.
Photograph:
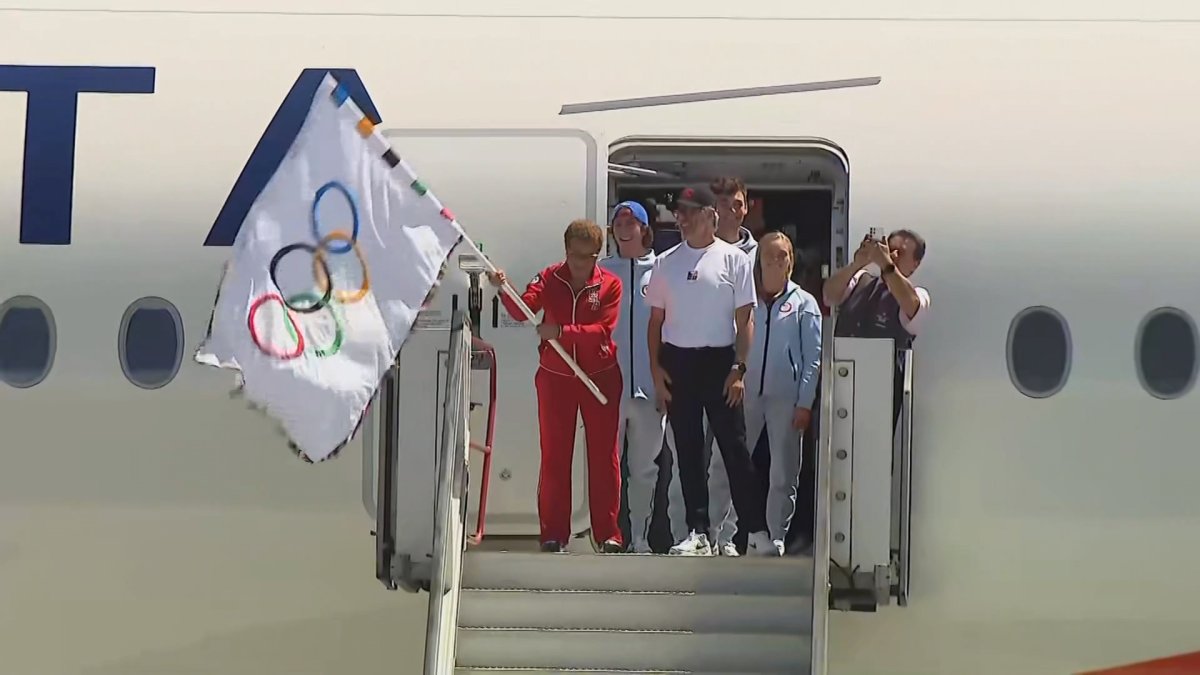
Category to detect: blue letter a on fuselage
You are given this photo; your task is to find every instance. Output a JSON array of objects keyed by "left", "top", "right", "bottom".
[{"left": 203, "top": 69, "right": 381, "bottom": 246}]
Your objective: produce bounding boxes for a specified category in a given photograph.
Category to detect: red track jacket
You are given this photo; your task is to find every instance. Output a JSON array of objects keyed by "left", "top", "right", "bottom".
[{"left": 501, "top": 262, "right": 622, "bottom": 376}]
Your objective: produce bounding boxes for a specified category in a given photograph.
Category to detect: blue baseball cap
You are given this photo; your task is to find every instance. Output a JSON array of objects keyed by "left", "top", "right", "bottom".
[{"left": 611, "top": 201, "right": 649, "bottom": 226}]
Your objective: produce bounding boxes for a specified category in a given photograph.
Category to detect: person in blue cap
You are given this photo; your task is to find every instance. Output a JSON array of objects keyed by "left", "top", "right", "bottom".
[{"left": 599, "top": 201, "right": 688, "bottom": 552}]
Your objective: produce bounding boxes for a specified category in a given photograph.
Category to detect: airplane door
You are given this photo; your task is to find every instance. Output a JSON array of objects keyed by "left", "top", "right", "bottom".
[{"left": 369, "top": 128, "right": 603, "bottom": 539}]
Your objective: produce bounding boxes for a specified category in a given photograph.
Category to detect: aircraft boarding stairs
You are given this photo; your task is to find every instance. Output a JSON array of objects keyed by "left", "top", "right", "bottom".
[
  {"left": 455, "top": 549, "right": 812, "bottom": 673},
  {"left": 364, "top": 310, "right": 914, "bottom": 674}
]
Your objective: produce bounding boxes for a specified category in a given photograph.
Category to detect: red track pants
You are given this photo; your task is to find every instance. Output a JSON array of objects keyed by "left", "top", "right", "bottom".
[{"left": 534, "top": 366, "right": 624, "bottom": 546}]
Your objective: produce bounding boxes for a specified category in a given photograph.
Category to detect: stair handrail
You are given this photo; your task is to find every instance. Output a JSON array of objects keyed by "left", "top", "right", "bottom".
[
  {"left": 809, "top": 311, "right": 836, "bottom": 675},
  {"left": 895, "top": 347, "right": 915, "bottom": 606},
  {"left": 466, "top": 336, "right": 498, "bottom": 545},
  {"left": 424, "top": 312, "right": 473, "bottom": 674}
]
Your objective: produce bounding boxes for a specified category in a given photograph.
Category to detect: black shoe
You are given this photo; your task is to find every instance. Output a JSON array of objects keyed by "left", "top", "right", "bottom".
[
  {"left": 785, "top": 534, "right": 813, "bottom": 556},
  {"left": 540, "top": 541, "right": 564, "bottom": 553},
  {"left": 600, "top": 539, "right": 624, "bottom": 554}
]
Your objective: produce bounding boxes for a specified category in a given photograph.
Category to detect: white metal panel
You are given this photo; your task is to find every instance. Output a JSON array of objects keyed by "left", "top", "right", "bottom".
[
  {"left": 829, "top": 360, "right": 854, "bottom": 567},
  {"left": 833, "top": 338, "right": 895, "bottom": 571},
  {"left": 387, "top": 330, "right": 457, "bottom": 559}
]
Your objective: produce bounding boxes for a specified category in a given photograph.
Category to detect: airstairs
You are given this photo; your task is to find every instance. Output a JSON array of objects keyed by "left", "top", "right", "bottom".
[
  {"left": 454, "top": 551, "right": 812, "bottom": 673},
  {"left": 364, "top": 308, "right": 914, "bottom": 674}
]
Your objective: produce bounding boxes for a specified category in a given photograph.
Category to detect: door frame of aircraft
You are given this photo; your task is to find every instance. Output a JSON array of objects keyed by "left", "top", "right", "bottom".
[{"left": 607, "top": 136, "right": 851, "bottom": 675}]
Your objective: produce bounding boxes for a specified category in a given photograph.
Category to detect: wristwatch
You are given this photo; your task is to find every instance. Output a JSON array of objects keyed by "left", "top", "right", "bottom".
[
  {"left": 732, "top": 361, "right": 747, "bottom": 375},
  {"left": 881, "top": 263, "right": 897, "bottom": 276}
]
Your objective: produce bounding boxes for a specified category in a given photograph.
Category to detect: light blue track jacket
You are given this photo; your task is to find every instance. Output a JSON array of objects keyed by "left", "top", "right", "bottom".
[
  {"left": 747, "top": 281, "right": 823, "bottom": 409},
  {"left": 599, "top": 251, "right": 657, "bottom": 401}
]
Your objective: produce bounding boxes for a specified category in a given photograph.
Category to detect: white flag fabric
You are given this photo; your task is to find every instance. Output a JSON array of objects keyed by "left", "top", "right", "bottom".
[{"left": 195, "top": 73, "right": 462, "bottom": 463}]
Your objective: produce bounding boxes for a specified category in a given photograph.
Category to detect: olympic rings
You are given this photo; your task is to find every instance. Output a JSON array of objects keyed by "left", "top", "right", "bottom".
[
  {"left": 248, "top": 293, "right": 305, "bottom": 360},
  {"left": 311, "top": 181, "right": 359, "bottom": 254},
  {"left": 270, "top": 242, "right": 334, "bottom": 314},
  {"left": 286, "top": 291, "right": 345, "bottom": 358},
  {"left": 253, "top": 182, "right": 372, "bottom": 361},
  {"left": 313, "top": 230, "right": 371, "bottom": 304}
]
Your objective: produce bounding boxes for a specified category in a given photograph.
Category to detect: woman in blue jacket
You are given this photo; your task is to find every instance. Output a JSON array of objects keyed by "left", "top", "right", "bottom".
[{"left": 745, "top": 232, "right": 823, "bottom": 554}]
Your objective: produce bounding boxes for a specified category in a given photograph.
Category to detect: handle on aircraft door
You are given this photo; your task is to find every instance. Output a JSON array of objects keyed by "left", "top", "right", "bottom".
[{"left": 466, "top": 337, "right": 499, "bottom": 546}]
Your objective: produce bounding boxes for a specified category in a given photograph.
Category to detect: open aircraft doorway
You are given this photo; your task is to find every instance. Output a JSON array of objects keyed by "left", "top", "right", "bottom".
[{"left": 608, "top": 137, "right": 915, "bottom": 605}]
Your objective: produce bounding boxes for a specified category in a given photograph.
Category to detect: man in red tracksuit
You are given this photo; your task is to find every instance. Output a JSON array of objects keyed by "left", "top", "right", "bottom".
[{"left": 488, "top": 219, "right": 625, "bottom": 553}]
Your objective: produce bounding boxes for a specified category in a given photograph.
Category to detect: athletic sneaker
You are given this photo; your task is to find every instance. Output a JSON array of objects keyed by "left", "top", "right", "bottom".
[
  {"left": 669, "top": 531, "right": 714, "bottom": 556},
  {"left": 540, "top": 541, "right": 564, "bottom": 553},
  {"left": 747, "top": 531, "right": 783, "bottom": 557},
  {"left": 600, "top": 539, "right": 624, "bottom": 554},
  {"left": 718, "top": 541, "right": 740, "bottom": 557}
]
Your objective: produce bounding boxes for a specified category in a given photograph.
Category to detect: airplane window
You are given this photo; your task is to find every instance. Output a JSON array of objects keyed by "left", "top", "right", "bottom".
[
  {"left": 1136, "top": 307, "right": 1197, "bottom": 400},
  {"left": 119, "top": 297, "right": 184, "bottom": 389},
  {"left": 1007, "top": 306, "right": 1071, "bottom": 398},
  {"left": 0, "top": 296, "right": 56, "bottom": 388}
]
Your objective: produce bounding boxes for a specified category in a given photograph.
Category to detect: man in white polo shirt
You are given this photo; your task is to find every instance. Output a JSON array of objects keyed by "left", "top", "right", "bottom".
[{"left": 646, "top": 184, "right": 775, "bottom": 557}]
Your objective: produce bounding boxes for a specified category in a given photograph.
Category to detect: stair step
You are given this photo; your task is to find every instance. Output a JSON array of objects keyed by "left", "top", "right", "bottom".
[
  {"left": 459, "top": 589, "right": 812, "bottom": 634},
  {"left": 451, "top": 662, "right": 686, "bottom": 667},
  {"left": 455, "top": 628, "right": 810, "bottom": 673},
  {"left": 455, "top": 669, "right": 688, "bottom": 674},
  {"left": 453, "top": 662, "right": 772, "bottom": 667},
  {"left": 462, "top": 552, "right": 813, "bottom": 596}
]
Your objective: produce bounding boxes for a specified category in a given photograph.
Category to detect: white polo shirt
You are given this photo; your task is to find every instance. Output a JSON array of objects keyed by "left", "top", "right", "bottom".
[{"left": 645, "top": 239, "right": 757, "bottom": 348}]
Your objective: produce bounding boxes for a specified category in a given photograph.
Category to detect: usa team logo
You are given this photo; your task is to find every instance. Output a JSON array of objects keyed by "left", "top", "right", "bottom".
[
  {"left": 640, "top": 284, "right": 649, "bottom": 297},
  {"left": 780, "top": 301, "right": 793, "bottom": 314}
]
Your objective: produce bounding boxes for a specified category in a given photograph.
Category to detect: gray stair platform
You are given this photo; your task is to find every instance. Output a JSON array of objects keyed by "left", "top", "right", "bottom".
[
  {"left": 458, "top": 588, "right": 812, "bottom": 634},
  {"left": 455, "top": 628, "right": 810, "bottom": 673},
  {"left": 462, "top": 552, "right": 813, "bottom": 595},
  {"left": 454, "top": 551, "right": 813, "bottom": 674}
]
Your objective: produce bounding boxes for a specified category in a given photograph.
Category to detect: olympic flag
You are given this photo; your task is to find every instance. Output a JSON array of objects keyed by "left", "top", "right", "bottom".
[{"left": 195, "top": 73, "right": 463, "bottom": 463}]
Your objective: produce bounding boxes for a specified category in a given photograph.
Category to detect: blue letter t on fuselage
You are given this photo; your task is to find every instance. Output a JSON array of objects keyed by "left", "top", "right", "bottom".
[
  {"left": 0, "top": 65, "right": 156, "bottom": 245},
  {"left": 203, "top": 68, "right": 381, "bottom": 247}
]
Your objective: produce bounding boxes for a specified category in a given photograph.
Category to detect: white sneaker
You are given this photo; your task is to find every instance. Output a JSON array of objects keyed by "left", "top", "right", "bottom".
[
  {"left": 718, "top": 541, "right": 740, "bottom": 557},
  {"left": 669, "top": 531, "right": 714, "bottom": 556},
  {"left": 747, "top": 531, "right": 783, "bottom": 557}
]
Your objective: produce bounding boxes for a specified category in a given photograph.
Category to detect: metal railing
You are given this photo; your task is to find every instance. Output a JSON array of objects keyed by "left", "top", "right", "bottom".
[
  {"left": 895, "top": 348, "right": 914, "bottom": 606},
  {"left": 371, "top": 311, "right": 499, "bottom": 595},
  {"left": 467, "top": 337, "right": 498, "bottom": 545},
  {"left": 809, "top": 313, "right": 836, "bottom": 675},
  {"left": 424, "top": 313, "right": 473, "bottom": 674},
  {"left": 374, "top": 361, "right": 403, "bottom": 590}
]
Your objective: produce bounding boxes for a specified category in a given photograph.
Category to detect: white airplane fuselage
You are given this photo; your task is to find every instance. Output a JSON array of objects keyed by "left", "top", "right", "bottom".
[{"left": 2, "top": 3, "right": 1199, "bottom": 674}]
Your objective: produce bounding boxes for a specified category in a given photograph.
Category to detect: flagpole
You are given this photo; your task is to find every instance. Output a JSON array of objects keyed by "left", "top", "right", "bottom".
[{"left": 456, "top": 235, "right": 609, "bottom": 406}]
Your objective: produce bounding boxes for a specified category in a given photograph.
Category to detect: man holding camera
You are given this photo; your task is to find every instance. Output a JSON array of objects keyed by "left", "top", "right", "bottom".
[{"left": 825, "top": 229, "right": 930, "bottom": 425}]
